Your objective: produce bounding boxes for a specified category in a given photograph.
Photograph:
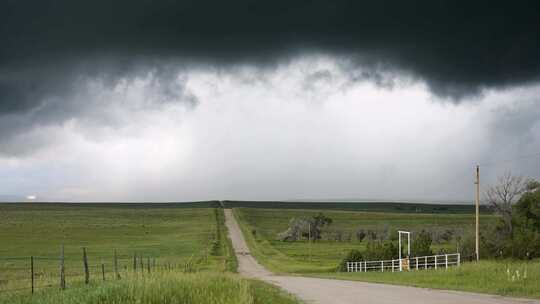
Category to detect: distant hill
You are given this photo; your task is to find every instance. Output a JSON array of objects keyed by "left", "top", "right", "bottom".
[
  {"left": 222, "top": 200, "right": 491, "bottom": 214},
  {"left": 0, "top": 200, "right": 491, "bottom": 214}
]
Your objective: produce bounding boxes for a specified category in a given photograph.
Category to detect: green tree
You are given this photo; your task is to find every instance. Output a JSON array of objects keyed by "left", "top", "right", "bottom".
[
  {"left": 481, "top": 178, "right": 540, "bottom": 259},
  {"left": 514, "top": 186, "right": 540, "bottom": 232},
  {"left": 412, "top": 230, "right": 433, "bottom": 257},
  {"left": 310, "top": 213, "right": 333, "bottom": 240}
]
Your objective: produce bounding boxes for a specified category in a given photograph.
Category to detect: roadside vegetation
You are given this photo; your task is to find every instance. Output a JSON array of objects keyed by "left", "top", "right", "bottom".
[
  {"left": 0, "top": 272, "right": 300, "bottom": 304},
  {"left": 234, "top": 173, "right": 540, "bottom": 298},
  {"left": 234, "top": 208, "right": 497, "bottom": 273},
  {"left": 482, "top": 174, "right": 540, "bottom": 259},
  {"left": 0, "top": 206, "right": 299, "bottom": 304},
  {"left": 316, "top": 259, "right": 540, "bottom": 299}
]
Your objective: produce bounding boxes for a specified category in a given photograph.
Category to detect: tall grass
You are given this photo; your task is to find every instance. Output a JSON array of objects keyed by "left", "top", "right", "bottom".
[
  {"left": 315, "top": 259, "right": 540, "bottom": 299},
  {"left": 1, "top": 272, "right": 300, "bottom": 304}
]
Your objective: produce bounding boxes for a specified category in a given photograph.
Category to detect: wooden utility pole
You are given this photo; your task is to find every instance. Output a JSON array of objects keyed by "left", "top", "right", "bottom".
[
  {"left": 475, "top": 165, "right": 480, "bottom": 261},
  {"left": 30, "top": 256, "right": 34, "bottom": 294},
  {"left": 60, "top": 245, "right": 65, "bottom": 290},
  {"left": 308, "top": 223, "right": 311, "bottom": 262},
  {"left": 83, "top": 247, "right": 89, "bottom": 284},
  {"left": 114, "top": 250, "right": 120, "bottom": 279}
]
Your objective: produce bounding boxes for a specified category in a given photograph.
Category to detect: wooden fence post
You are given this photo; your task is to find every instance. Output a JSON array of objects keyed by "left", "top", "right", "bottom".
[
  {"left": 30, "top": 256, "right": 34, "bottom": 294},
  {"left": 147, "top": 257, "right": 150, "bottom": 274},
  {"left": 133, "top": 253, "right": 137, "bottom": 271},
  {"left": 139, "top": 254, "right": 143, "bottom": 273},
  {"left": 114, "top": 250, "right": 120, "bottom": 279},
  {"left": 102, "top": 262, "right": 105, "bottom": 281},
  {"left": 83, "top": 247, "right": 89, "bottom": 284},
  {"left": 60, "top": 245, "right": 66, "bottom": 290}
]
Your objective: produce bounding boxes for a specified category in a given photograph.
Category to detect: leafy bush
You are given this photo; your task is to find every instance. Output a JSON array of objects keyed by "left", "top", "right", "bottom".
[
  {"left": 364, "top": 240, "right": 397, "bottom": 260},
  {"left": 515, "top": 188, "right": 540, "bottom": 233},
  {"left": 278, "top": 213, "right": 332, "bottom": 242},
  {"left": 211, "top": 240, "right": 221, "bottom": 256},
  {"left": 411, "top": 230, "right": 433, "bottom": 257},
  {"left": 337, "top": 249, "right": 363, "bottom": 272}
]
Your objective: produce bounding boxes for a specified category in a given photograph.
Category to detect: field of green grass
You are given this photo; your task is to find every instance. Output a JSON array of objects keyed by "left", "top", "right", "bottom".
[
  {"left": 314, "top": 260, "right": 540, "bottom": 299},
  {"left": 234, "top": 207, "right": 540, "bottom": 299},
  {"left": 0, "top": 204, "right": 229, "bottom": 293},
  {"left": 4, "top": 202, "right": 536, "bottom": 301},
  {"left": 0, "top": 204, "right": 217, "bottom": 261},
  {"left": 234, "top": 207, "right": 498, "bottom": 273},
  {"left": 0, "top": 204, "right": 299, "bottom": 304}
]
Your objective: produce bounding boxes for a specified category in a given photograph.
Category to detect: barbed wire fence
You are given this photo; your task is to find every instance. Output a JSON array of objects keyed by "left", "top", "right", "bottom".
[
  {"left": 0, "top": 239, "right": 218, "bottom": 296},
  {"left": 0, "top": 208, "right": 229, "bottom": 297},
  {"left": 0, "top": 249, "right": 166, "bottom": 295}
]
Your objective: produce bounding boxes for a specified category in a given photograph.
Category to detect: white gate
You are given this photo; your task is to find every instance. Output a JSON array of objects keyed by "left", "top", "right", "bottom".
[{"left": 346, "top": 253, "right": 460, "bottom": 273}]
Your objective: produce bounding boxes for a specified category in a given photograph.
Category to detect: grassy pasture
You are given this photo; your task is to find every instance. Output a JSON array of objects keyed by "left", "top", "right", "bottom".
[
  {"left": 234, "top": 207, "right": 498, "bottom": 273},
  {"left": 0, "top": 204, "right": 227, "bottom": 293},
  {"left": 0, "top": 204, "right": 300, "bottom": 304},
  {"left": 234, "top": 207, "right": 540, "bottom": 299}
]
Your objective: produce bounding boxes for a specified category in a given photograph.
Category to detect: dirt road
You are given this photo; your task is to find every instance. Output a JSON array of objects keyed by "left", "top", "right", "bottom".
[{"left": 224, "top": 209, "right": 539, "bottom": 304}]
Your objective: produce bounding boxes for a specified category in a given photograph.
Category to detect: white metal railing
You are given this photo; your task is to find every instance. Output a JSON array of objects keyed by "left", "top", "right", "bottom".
[{"left": 346, "top": 253, "right": 460, "bottom": 273}]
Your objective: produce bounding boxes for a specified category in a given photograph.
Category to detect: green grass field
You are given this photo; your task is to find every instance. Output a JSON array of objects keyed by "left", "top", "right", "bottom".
[
  {"left": 0, "top": 204, "right": 228, "bottom": 292},
  {"left": 3, "top": 202, "right": 537, "bottom": 301},
  {"left": 0, "top": 204, "right": 299, "bottom": 304},
  {"left": 233, "top": 207, "right": 540, "bottom": 299},
  {"left": 234, "top": 207, "right": 497, "bottom": 273},
  {"left": 314, "top": 260, "right": 540, "bottom": 299}
]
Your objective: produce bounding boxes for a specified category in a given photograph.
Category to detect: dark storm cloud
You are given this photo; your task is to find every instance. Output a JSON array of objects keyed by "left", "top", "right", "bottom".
[
  {"left": 0, "top": 58, "right": 197, "bottom": 156},
  {"left": 1, "top": 0, "right": 540, "bottom": 115}
]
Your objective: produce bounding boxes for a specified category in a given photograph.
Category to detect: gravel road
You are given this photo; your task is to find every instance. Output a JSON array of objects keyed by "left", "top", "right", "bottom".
[{"left": 224, "top": 209, "right": 540, "bottom": 304}]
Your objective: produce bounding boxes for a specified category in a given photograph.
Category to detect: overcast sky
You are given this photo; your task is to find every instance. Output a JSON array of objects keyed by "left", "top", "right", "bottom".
[{"left": 1, "top": 1, "right": 539, "bottom": 202}]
